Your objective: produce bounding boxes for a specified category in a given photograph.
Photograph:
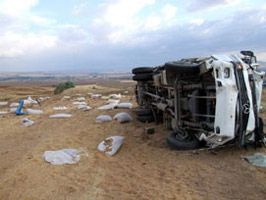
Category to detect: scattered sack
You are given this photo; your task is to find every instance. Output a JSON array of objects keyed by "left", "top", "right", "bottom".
[
  {"left": 38, "top": 96, "right": 50, "bottom": 102},
  {"left": 97, "top": 103, "right": 118, "bottom": 110},
  {"left": 101, "top": 96, "right": 110, "bottom": 100},
  {"left": 53, "top": 106, "right": 68, "bottom": 111},
  {"left": 24, "top": 96, "right": 38, "bottom": 105},
  {"left": 109, "top": 94, "right": 121, "bottom": 99},
  {"left": 75, "top": 97, "right": 85, "bottom": 101},
  {"left": 115, "top": 102, "right": 133, "bottom": 109},
  {"left": 10, "top": 107, "right": 17, "bottom": 113},
  {"left": 73, "top": 101, "right": 87, "bottom": 106},
  {"left": 0, "top": 102, "right": 8, "bottom": 106},
  {"left": 10, "top": 102, "right": 19, "bottom": 107},
  {"left": 21, "top": 118, "right": 34, "bottom": 127},
  {"left": 77, "top": 105, "right": 92, "bottom": 111},
  {"left": 113, "top": 112, "right": 132, "bottom": 123},
  {"left": 243, "top": 153, "right": 266, "bottom": 168},
  {"left": 91, "top": 94, "right": 102, "bottom": 99},
  {"left": 43, "top": 149, "right": 87, "bottom": 165},
  {"left": 26, "top": 109, "right": 43, "bottom": 115},
  {"left": 63, "top": 96, "right": 71, "bottom": 100},
  {"left": 0, "top": 111, "right": 8, "bottom": 115},
  {"left": 97, "top": 136, "right": 125, "bottom": 157},
  {"left": 106, "top": 99, "right": 120, "bottom": 104},
  {"left": 49, "top": 113, "right": 72, "bottom": 118},
  {"left": 96, "top": 115, "right": 112, "bottom": 123}
]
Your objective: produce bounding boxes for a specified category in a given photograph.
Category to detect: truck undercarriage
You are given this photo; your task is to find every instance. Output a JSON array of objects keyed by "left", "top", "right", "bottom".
[{"left": 133, "top": 51, "right": 265, "bottom": 150}]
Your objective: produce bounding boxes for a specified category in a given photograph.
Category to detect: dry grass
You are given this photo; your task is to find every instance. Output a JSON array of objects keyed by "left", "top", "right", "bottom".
[{"left": 0, "top": 84, "right": 266, "bottom": 200}]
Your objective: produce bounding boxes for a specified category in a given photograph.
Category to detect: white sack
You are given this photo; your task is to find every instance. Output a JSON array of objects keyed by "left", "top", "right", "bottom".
[
  {"left": 98, "top": 102, "right": 118, "bottom": 110},
  {"left": 49, "top": 113, "right": 72, "bottom": 118},
  {"left": 109, "top": 94, "right": 122, "bottom": 99},
  {"left": 53, "top": 106, "right": 68, "bottom": 111},
  {"left": 97, "top": 136, "right": 125, "bottom": 156},
  {"left": 96, "top": 115, "right": 112, "bottom": 123},
  {"left": 10, "top": 107, "right": 17, "bottom": 113},
  {"left": 0, "top": 102, "right": 8, "bottom": 106},
  {"left": 21, "top": 118, "right": 34, "bottom": 127},
  {"left": 63, "top": 96, "right": 71, "bottom": 100},
  {"left": 106, "top": 99, "right": 120, "bottom": 104},
  {"left": 73, "top": 101, "right": 87, "bottom": 106},
  {"left": 76, "top": 97, "right": 85, "bottom": 101},
  {"left": 24, "top": 96, "right": 38, "bottom": 105},
  {"left": 113, "top": 112, "right": 132, "bottom": 123},
  {"left": 10, "top": 102, "right": 19, "bottom": 107},
  {"left": 77, "top": 105, "right": 92, "bottom": 111},
  {"left": 91, "top": 94, "right": 102, "bottom": 99},
  {"left": 26, "top": 109, "right": 43, "bottom": 115},
  {"left": 0, "top": 111, "right": 8, "bottom": 115},
  {"left": 115, "top": 102, "right": 133, "bottom": 109},
  {"left": 43, "top": 149, "right": 82, "bottom": 165}
]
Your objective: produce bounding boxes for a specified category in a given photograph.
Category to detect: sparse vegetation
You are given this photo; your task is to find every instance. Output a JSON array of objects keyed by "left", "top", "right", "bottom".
[{"left": 54, "top": 81, "right": 75, "bottom": 94}]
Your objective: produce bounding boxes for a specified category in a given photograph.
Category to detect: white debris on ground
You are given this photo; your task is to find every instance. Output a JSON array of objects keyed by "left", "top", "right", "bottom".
[
  {"left": 0, "top": 111, "right": 8, "bottom": 115},
  {"left": 63, "top": 96, "right": 71, "bottom": 100},
  {"left": 101, "top": 96, "right": 110, "bottom": 100},
  {"left": 26, "top": 109, "right": 43, "bottom": 115},
  {"left": 97, "top": 136, "right": 125, "bottom": 157},
  {"left": 96, "top": 115, "right": 112, "bottom": 123},
  {"left": 24, "top": 96, "right": 38, "bottom": 105},
  {"left": 77, "top": 105, "right": 92, "bottom": 111},
  {"left": 243, "top": 153, "right": 266, "bottom": 168},
  {"left": 0, "top": 102, "right": 8, "bottom": 106},
  {"left": 113, "top": 112, "right": 132, "bottom": 123},
  {"left": 9, "top": 107, "right": 17, "bottom": 113},
  {"left": 49, "top": 113, "right": 72, "bottom": 118},
  {"left": 21, "top": 118, "right": 34, "bottom": 127},
  {"left": 10, "top": 102, "right": 19, "bottom": 107},
  {"left": 43, "top": 149, "right": 87, "bottom": 165},
  {"left": 115, "top": 102, "right": 133, "bottom": 109},
  {"left": 90, "top": 94, "right": 102, "bottom": 99},
  {"left": 38, "top": 96, "right": 50, "bottom": 102},
  {"left": 97, "top": 103, "right": 118, "bottom": 110},
  {"left": 72, "top": 101, "right": 87, "bottom": 106},
  {"left": 75, "top": 97, "right": 85, "bottom": 101},
  {"left": 53, "top": 106, "right": 68, "bottom": 111},
  {"left": 106, "top": 99, "right": 120, "bottom": 104},
  {"left": 109, "top": 94, "right": 122, "bottom": 99}
]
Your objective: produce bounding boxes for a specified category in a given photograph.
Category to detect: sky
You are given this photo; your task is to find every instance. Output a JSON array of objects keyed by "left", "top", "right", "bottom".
[{"left": 0, "top": 0, "right": 266, "bottom": 72}]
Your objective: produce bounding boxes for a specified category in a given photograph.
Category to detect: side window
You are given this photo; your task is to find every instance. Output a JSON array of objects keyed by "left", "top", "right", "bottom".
[{"left": 224, "top": 68, "right": 230, "bottom": 78}]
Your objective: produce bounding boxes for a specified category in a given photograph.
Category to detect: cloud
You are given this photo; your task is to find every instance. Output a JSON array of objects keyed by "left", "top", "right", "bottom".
[
  {"left": 0, "top": 0, "right": 38, "bottom": 16},
  {"left": 187, "top": 0, "right": 240, "bottom": 11}
]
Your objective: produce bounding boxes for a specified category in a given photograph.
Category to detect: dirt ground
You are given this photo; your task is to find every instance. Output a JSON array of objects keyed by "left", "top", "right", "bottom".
[{"left": 0, "top": 83, "right": 266, "bottom": 200}]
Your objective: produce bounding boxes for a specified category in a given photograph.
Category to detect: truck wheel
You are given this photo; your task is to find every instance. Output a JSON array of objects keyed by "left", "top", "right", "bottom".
[
  {"left": 135, "top": 108, "right": 153, "bottom": 116},
  {"left": 167, "top": 131, "right": 200, "bottom": 150},
  {"left": 137, "top": 115, "right": 154, "bottom": 123},
  {"left": 132, "top": 67, "right": 153, "bottom": 74},
  {"left": 132, "top": 73, "right": 153, "bottom": 81}
]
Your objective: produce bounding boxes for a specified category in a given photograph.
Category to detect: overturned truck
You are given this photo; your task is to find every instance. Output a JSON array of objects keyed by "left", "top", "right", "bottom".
[{"left": 132, "top": 51, "right": 265, "bottom": 150}]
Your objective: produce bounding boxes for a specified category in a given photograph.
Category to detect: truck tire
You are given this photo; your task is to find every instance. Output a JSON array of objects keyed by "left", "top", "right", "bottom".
[
  {"left": 132, "top": 73, "right": 153, "bottom": 81},
  {"left": 135, "top": 108, "right": 153, "bottom": 116},
  {"left": 164, "top": 62, "right": 200, "bottom": 74},
  {"left": 137, "top": 115, "right": 154, "bottom": 123},
  {"left": 132, "top": 67, "right": 153, "bottom": 74},
  {"left": 167, "top": 131, "right": 200, "bottom": 150}
]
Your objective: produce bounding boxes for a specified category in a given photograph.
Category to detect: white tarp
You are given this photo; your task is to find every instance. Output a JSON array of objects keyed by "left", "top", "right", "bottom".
[
  {"left": 21, "top": 118, "right": 34, "bottom": 127},
  {"left": 113, "top": 112, "right": 132, "bottom": 123},
  {"left": 53, "top": 106, "right": 68, "bottom": 111},
  {"left": 26, "top": 109, "right": 43, "bottom": 115},
  {"left": 0, "top": 102, "right": 8, "bottom": 106},
  {"left": 43, "top": 149, "right": 86, "bottom": 165},
  {"left": 49, "top": 113, "right": 72, "bottom": 118},
  {"left": 96, "top": 115, "right": 112, "bottom": 123},
  {"left": 97, "top": 136, "right": 125, "bottom": 156}
]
